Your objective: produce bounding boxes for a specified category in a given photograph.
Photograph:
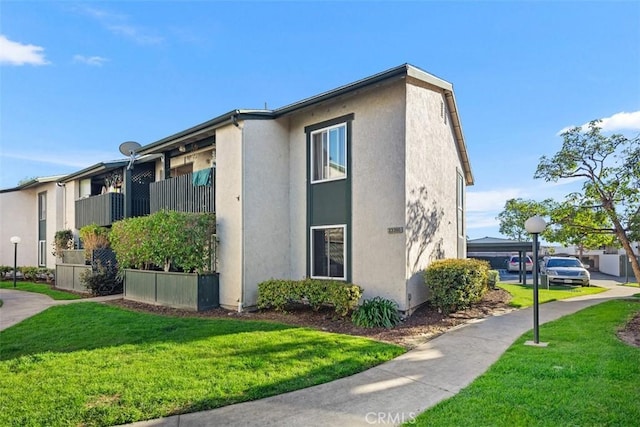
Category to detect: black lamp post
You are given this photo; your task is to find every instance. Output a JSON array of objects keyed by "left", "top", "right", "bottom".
[
  {"left": 10, "top": 236, "right": 21, "bottom": 288},
  {"left": 524, "top": 216, "right": 547, "bottom": 346}
]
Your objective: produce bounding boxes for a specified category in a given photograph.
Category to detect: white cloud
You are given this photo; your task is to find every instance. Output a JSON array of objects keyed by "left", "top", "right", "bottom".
[
  {"left": 0, "top": 35, "right": 50, "bottom": 66},
  {"left": 107, "top": 24, "right": 163, "bottom": 45},
  {"left": 597, "top": 111, "right": 640, "bottom": 132},
  {"left": 75, "top": 5, "right": 163, "bottom": 45},
  {"left": 73, "top": 55, "right": 109, "bottom": 66},
  {"left": 1, "top": 151, "right": 117, "bottom": 168},
  {"left": 466, "top": 188, "right": 524, "bottom": 213},
  {"left": 557, "top": 111, "right": 640, "bottom": 135}
]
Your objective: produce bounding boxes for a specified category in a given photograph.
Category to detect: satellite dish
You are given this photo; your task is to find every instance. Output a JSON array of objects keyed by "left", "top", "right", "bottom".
[
  {"left": 119, "top": 141, "right": 141, "bottom": 170},
  {"left": 119, "top": 141, "right": 141, "bottom": 156}
]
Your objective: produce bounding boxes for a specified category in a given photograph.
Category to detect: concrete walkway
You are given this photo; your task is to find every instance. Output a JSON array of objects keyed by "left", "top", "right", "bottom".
[
  {"left": 0, "top": 289, "right": 122, "bottom": 331},
  {"left": 124, "top": 274, "right": 637, "bottom": 427},
  {"left": 1, "top": 276, "right": 637, "bottom": 426}
]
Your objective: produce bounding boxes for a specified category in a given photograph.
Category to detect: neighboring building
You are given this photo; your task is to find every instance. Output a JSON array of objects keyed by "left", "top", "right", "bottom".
[
  {"left": 135, "top": 63, "right": 473, "bottom": 312},
  {"left": 0, "top": 176, "right": 66, "bottom": 269}
]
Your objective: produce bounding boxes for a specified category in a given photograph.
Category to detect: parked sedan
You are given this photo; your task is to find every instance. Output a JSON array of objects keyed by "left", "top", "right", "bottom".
[
  {"left": 543, "top": 256, "right": 590, "bottom": 286},
  {"left": 506, "top": 255, "right": 533, "bottom": 272}
]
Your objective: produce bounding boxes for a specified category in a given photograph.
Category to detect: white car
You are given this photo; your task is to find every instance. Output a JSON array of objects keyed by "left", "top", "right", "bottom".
[
  {"left": 506, "top": 255, "right": 533, "bottom": 272},
  {"left": 542, "top": 257, "right": 590, "bottom": 287}
]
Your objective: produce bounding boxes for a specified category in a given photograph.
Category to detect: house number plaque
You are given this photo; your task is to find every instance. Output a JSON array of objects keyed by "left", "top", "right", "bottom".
[{"left": 387, "top": 227, "right": 404, "bottom": 234}]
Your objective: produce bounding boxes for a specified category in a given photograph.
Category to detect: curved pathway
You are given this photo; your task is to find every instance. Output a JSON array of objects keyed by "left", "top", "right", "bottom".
[{"left": 1, "top": 276, "right": 637, "bottom": 427}]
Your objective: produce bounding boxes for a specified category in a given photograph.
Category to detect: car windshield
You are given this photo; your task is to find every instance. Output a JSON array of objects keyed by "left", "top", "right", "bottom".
[
  {"left": 510, "top": 257, "right": 531, "bottom": 263},
  {"left": 547, "top": 258, "right": 582, "bottom": 268}
]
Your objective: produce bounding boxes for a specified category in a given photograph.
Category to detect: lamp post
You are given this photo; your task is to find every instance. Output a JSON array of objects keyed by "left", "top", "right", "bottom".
[
  {"left": 524, "top": 216, "right": 547, "bottom": 346},
  {"left": 10, "top": 236, "right": 21, "bottom": 288}
]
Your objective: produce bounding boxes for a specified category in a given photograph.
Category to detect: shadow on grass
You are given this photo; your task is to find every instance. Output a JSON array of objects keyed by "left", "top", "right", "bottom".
[{"left": 0, "top": 303, "right": 299, "bottom": 360}]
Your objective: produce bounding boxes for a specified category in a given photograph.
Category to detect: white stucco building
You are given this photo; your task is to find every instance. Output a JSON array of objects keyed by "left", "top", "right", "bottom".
[{"left": 136, "top": 64, "right": 474, "bottom": 312}]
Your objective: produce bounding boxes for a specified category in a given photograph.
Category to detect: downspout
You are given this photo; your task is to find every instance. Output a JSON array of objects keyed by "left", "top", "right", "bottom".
[{"left": 234, "top": 112, "right": 245, "bottom": 313}]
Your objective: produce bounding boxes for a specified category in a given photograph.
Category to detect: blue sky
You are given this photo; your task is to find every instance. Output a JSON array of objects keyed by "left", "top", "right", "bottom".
[{"left": 1, "top": 1, "right": 639, "bottom": 239}]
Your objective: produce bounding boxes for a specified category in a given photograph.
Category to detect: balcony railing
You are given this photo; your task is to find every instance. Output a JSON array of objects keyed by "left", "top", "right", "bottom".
[
  {"left": 150, "top": 171, "right": 215, "bottom": 214},
  {"left": 75, "top": 192, "right": 124, "bottom": 228}
]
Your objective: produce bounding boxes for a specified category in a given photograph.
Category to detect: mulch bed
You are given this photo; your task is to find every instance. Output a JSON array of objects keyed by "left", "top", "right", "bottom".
[{"left": 107, "top": 288, "right": 515, "bottom": 349}]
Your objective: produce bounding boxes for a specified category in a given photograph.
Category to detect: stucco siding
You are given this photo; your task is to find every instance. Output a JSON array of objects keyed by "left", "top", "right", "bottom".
[
  {"left": 0, "top": 190, "right": 38, "bottom": 267},
  {"left": 287, "top": 79, "right": 409, "bottom": 308},
  {"left": 0, "top": 182, "right": 64, "bottom": 269},
  {"left": 405, "top": 81, "right": 465, "bottom": 309},
  {"left": 241, "top": 119, "right": 291, "bottom": 307},
  {"left": 215, "top": 124, "right": 243, "bottom": 309}
]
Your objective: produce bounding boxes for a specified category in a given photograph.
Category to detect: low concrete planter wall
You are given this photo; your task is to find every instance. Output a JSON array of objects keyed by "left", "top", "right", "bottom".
[
  {"left": 124, "top": 269, "right": 219, "bottom": 311},
  {"left": 55, "top": 264, "right": 92, "bottom": 293}
]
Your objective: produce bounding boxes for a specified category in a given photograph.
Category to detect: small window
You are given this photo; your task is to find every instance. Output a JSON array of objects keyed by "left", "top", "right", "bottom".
[
  {"left": 38, "top": 240, "right": 46, "bottom": 267},
  {"left": 171, "top": 163, "right": 193, "bottom": 178},
  {"left": 310, "top": 225, "right": 346, "bottom": 280},
  {"left": 311, "top": 124, "right": 347, "bottom": 183}
]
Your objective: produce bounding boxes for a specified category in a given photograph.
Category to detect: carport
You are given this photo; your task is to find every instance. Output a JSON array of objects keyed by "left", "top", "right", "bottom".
[{"left": 467, "top": 237, "right": 534, "bottom": 285}]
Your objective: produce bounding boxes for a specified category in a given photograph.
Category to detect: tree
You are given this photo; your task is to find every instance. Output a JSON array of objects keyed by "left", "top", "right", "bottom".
[
  {"left": 497, "top": 198, "right": 551, "bottom": 241},
  {"left": 545, "top": 200, "right": 617, "bottom": 262},
  {"left": 534, "top": 120, "right": 640, "bottom": 283}
]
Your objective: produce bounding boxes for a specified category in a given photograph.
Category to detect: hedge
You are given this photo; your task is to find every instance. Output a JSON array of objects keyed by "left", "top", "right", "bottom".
[
  {"left": 110, "top": 211, "right": 216, "bottom": 273},
  {"left": 424, "top": 258, "right": 490, "bottom": 313},
  {"left": 257, "top": 278, "right": 362, "bottom": 317}
]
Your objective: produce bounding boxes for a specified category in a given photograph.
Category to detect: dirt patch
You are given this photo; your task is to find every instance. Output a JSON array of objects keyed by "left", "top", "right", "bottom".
[
  {"left": 107, "top": 288, "right": 513, "bottom": 349},
  {"left": 618, "top": 309, "right": 640, "bottom": 348}
]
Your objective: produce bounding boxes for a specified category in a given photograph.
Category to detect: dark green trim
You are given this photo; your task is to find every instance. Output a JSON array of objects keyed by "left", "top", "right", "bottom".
[{"left": 306, "top": 115, "right": 353, "bottom": 281}]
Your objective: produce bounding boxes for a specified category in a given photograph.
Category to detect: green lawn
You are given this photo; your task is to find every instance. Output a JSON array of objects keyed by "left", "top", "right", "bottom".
[
  {"left": 0, "top": 281, "right": 82, "bottom": 300},
  {"left": 0, "top": 303, "right": 403, "bottom": 427},
  {"left": 623, "top": 282, "right": 639, "bottom": 288},
  {"left": 411, "top": 299, "right": 640, "bottom": 426},
  {"left": 498, "top": 282, "right": 605, "bottom": 308}
]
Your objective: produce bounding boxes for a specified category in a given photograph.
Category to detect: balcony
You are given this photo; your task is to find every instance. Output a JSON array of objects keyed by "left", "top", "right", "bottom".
[
  {"left": 75, "top": 192, "right": 124, "bottom": 228},
  {"left": 150, "top": 170, "right": 215, "bottom": 214}
]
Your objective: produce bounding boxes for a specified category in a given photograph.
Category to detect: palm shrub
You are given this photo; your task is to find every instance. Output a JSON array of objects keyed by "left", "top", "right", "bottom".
[
  {"left": 352, "top": 296, "right": 401, "bottom": 328},
  {"left": 424, "top": 258, "right": 490, "bottom": 313}
]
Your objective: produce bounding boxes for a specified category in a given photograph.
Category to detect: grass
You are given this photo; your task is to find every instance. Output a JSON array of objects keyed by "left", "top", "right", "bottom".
[
  {"left": 411, "top": 299, "right": 640, "bottom": 426},
  {"left": 0, "top": 280, "right": 82, "bottom": 300},
  {"left": 623, "top": 282, "right": 640, "bottom": 288},
  {"left": 498, "top": 282, "right": 605, "bottom": 308},
  {"left": 0, "top": 303, "right": 404, "bottom": 426}
]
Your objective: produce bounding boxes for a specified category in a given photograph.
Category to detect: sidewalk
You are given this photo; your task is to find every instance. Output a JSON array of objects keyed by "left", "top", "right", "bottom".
[
  {"left": 0, "top": 289, "right": 122, "bottom": 331},
  {"left": 1, "top": 279, "right": 637, "bottom": 427},
  {"left": 125, "top": 277, "right": 638, "bottom": 427}
]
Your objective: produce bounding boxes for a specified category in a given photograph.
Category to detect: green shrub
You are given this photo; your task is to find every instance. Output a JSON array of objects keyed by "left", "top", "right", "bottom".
[
  {"left": 257, "top": 278, "right": 362, "bottom": 317},
  {"left": 20, "top": 266, "right": 39, "bottom": 281},
  {"left": 0, "top": 266, "right": 11, "bottom": 280},
  {"left": 80, "top": 261, "right": 123, "bottom": 296},
  {"left": 424, "top": 258, "right": 490, "bottom": 314},
  {"left": 352, "top": 296, "right": 401, "bottom": 328},
  {"left": 79, "top": 224, "right": 110, "bottom": 261},
  {"left": 110, "top": 211, "right": 216, "bottom": 273},
  {"left": 52, "top": 229, "right": 74, "bottom": 258},
  {"left": 487, "top": 269, "right": 499, "bottom": 289}
]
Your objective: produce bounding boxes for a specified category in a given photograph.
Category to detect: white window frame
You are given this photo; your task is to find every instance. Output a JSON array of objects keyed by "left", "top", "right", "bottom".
[
  {"left": 310, "top": 224, "right": 347, "bottom": 280},
  {"left": 310, "top": 123, "right": 347, "bottom": 184},
  {"left": 38, "top": 240, "right": 46, "bottom": 267}
]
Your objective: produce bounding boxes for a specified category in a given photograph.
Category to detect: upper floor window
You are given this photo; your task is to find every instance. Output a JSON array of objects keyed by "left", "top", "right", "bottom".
[{"left": 311, "top": 124, "right": 347, "bottom": 183}]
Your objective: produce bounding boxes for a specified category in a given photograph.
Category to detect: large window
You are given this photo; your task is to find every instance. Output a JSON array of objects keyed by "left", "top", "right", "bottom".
[
  {"left": 311, "top": 124, "right": 347, "bottom": 183},
  {"left": 311, "top": 225, "right": 346, "bottom": 279}
]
